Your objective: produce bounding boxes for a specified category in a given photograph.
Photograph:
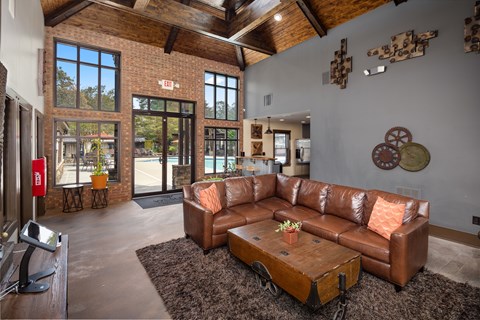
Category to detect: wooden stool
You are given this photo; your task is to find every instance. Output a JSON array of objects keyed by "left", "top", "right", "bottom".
[
  {"left": 62, "top": 184, "right": 84, "bottom": 213},
  {"left": 91, "top": 187, "right": 108, "bottom": 209},
  {"left": 245, "top": 165, "right": 259, "bottom": 176}
]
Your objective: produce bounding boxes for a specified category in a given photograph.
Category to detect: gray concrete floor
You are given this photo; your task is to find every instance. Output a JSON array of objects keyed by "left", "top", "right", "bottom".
[{"left": 39, "top": 201, "right": 480, "bottom": 319}]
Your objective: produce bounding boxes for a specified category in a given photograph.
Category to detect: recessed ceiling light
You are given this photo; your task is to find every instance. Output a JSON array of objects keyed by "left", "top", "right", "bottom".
[
  {"left": 274, "top": 13, "right": 282, "bottom": 21},
  {"left": 306, "top": 115, "right": 311, "bottom": 119},
  {"left": 279, "top": 119, "right": 285, "bottom": 122}
]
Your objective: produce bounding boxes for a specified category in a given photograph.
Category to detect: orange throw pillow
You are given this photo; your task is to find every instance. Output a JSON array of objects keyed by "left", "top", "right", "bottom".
[
  {"left": 368, "top": 196, "right": 406, "bottom": 240},
  {"left": 198, "top": 184, "right": 222, "bottom": 214}
]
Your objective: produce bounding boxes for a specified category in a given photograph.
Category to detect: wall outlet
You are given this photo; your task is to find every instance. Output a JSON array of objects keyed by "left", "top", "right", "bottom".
[{"left": 473, "top": 216, "right": 480, "bottom": 225}]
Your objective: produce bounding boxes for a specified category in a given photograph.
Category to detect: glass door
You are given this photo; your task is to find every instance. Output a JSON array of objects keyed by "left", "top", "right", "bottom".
[
  {"left": 133, "top": 115, "right": 163, "bottom": 195},
  {"left": 133, "top": 97, "right": 194, "bottom": 196}
]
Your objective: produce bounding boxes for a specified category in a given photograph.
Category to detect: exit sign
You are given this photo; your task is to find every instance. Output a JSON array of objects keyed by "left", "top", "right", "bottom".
[{"left": 160, "top": 79, "right": 174, "bottom": 90}]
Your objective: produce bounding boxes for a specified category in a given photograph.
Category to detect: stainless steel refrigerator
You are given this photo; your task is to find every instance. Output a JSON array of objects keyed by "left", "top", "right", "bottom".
[{"left": 295, "top": 139, "right": 310, "bottom": 164}]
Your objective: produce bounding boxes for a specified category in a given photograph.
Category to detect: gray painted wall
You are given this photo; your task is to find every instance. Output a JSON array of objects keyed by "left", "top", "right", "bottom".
[{"left": 245, "top": 0, "right": 480, "bottom": 235}]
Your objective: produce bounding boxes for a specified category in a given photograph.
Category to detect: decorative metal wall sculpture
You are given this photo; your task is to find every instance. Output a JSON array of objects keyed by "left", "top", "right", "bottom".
[
  {"left": 330, "top": 38, "right": 352, "bottom": 89},
  {"left": 251, "top": 123, "right": 262, "bottom": 139},
  {"left": 372, "top": 127, "right": 430, "bottom": 172},
  {"left": 251, "top": 141, "right": 263, "bottom": 156},
  {"left": 367, "top": 30, "right": 438, "bottom": 63},
  {"left": 464, "top": 1, "right": 480, "bottom": 53}
]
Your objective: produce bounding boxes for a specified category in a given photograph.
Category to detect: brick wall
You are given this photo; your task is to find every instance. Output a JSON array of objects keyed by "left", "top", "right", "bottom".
[{"left": 44, "top": 24, "right": 244, "bottom": 210}]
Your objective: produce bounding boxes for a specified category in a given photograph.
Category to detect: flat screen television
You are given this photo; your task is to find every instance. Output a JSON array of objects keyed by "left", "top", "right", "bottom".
[{"left": 19, "top": 220, "right": 58, "bottom": 253}]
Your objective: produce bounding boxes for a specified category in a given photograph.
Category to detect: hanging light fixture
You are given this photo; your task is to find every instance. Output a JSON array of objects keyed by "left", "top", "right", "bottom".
[{"left": 264, "top": 117, "right": 273, "bottom": 134}]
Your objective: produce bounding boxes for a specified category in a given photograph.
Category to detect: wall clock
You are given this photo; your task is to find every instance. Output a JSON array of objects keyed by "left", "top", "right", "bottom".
[{"left": 372, "top": 143, "right": 400, "bottom": 170}]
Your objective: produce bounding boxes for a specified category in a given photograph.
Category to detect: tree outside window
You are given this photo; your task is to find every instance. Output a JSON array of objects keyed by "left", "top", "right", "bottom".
[
  {"left": 204, "top": 72, "right": 238, "bottom": 121},
  {"left": 55, "top": 41, "right": 120, "bottom": 111}
]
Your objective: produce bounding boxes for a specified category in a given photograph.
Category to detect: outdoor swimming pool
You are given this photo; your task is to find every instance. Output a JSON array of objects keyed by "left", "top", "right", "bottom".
[{"left": 137, "top": 156, "right": 235, "bottom": 171}]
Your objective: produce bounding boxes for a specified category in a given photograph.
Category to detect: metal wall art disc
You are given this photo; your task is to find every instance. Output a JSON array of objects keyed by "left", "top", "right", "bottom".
[
  {"left": 372, "top": 143, "right": 400, "bottom": 170},
  {"left": 385, "top": 127, "right": 412, "bottom": 148},
  {"left": 399, "top": 142, "right": 430, "bottom": 172}
]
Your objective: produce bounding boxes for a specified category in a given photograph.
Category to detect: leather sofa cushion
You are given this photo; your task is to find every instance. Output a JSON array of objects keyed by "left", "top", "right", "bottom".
[
  {"left": 192, "top": 180, "right": 227, "bottom": 209},
  {"left": 253, "top": 174, "right": 276, "bottom": 202},
  {"left": 225, "top": 176, "right": 254, "bottom": 208},
  {"left": 256, "top": 197, "right": 292, "bottom": 212},
  {"left": 229, "top": 203, "right": 274, "bottom": 223},
  {"left": 274, "top": 206, "right": 319, "bottom": 223},
  {"left": 302, "top": 214, "right": 357, "bottom": 243},
  {"left": 325, "top": 184, "right": 366, "bottom": 224},
  {"left": 276, "top": 174, "right": 302, "bottom": 205},
  {"left": 364, "top": 190, "right": 419, "bottom": 225},
  {"left": 339, "top": 226, "right": 390, "bottom": 263},
  {"left": 212, "top": 209, "right": 246, "bottom": 235},
  {"left": 297, "top": 179, "right": 329, "bottom": 214}
]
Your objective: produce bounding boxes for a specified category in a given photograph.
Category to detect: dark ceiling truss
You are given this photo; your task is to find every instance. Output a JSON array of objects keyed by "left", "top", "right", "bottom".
[
  {"left": 393, "top": 0, "right": 408, "bottom": 6},
  {"left": 235, "top": 46, "right": 246, "bottom": 71},
  {"left": 44, "top": 0, "right": 93, "bottom": 27},
  {"left": 296, "top": 0, "right": 327, "bottom": 37},
  {"left": 88, "top": 0, "right": 276, "bottom": 55},
  {"left": 164, "top": 0, "right": 191, "bottom": 54}
]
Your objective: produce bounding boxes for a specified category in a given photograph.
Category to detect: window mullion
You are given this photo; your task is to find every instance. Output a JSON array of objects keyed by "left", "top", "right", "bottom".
[
  {"left": 76, "top": 45, "right": 80, "bottom": 109},
  {"left": 98, "top": 51, "right": 102, "bottom": 111}
]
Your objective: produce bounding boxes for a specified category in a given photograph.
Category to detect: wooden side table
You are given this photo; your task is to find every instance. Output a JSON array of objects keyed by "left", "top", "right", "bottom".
[
  {"left": 91, "top": 187, "right": 108, "bottom": 209},
  {"left": 1, "top": 235, "right": 69, "bottom": 319},
  {"left": 62, "top": 184, "right": 84, "bottom": 213}
]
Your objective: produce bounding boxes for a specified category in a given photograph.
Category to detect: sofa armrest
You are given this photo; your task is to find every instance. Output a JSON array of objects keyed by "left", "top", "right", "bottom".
[
  {"left": 183, "top": 199, "right": 214, "bottom": 250},
  {"left": 390, "top": 217, "right": 429, "bottom": 287}
]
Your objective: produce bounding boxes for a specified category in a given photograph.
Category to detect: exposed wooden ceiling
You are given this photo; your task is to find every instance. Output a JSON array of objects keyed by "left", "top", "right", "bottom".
[{"left": 40, "top": 0, "right": 398, "bottom": 69}]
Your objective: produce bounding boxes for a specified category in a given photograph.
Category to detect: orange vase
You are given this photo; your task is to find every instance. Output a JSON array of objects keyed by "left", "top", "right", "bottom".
[
  {"left": 282, "top": 231, "right": 298, "bottom": 244},
  {"left": 90, "top": 174, "right": 108, "bottom": 189}
]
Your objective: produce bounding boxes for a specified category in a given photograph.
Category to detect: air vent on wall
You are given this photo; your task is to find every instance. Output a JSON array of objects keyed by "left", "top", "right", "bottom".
[
  {"left": 396, "top": 186, "right": 422, "bottom": 199},
  {"left": 322, "top": 71, "right": 330, "bottom": 85},
  {"left": 264, "top": 93, "right": 273, "bottom": 106}
]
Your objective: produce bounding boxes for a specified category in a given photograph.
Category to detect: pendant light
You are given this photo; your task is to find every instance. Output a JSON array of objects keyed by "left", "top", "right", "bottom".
[{"left": 264, "top": 117, "right": 273, "bottom": 134}]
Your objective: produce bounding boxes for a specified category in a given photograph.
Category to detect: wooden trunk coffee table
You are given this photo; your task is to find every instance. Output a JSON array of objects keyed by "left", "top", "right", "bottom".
[{"left": 228, "top": 220, "right": 361, "bottom": 311}]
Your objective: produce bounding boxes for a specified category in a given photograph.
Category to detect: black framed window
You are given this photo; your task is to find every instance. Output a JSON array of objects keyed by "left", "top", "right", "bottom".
[
  {"left": 54, "top": 120, "right": 120, "bottom": 186},
  {"left": 132, "top": 96, "right": 195, "bottom": 114},
  {"left": 55, "top": 40, "right": 120, "bottom": 111},
  {"left": 204, "top": 127, "right": 238, "bottom": 174},
  {"left": 204, "top": 72, "right": 238, "bottom": 120},
  {"left": 273, "top": 130, "right": 291, "bottom": 166}
]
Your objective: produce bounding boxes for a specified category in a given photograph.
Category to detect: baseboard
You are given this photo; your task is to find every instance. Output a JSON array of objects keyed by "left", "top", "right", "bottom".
[{"left": 429, "top": 224, "right": 480, "bottom": 248}]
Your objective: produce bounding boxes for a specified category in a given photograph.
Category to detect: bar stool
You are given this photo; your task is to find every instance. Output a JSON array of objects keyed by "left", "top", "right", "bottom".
[
  {"left": 245, "top": 165, "right": 259, "bottom": 176},
  {"left": 62, "top": 184, "right": 84, "bottom": 213},
  {"left": 91, "top": 187, "right": 108, "bottom": 209}
]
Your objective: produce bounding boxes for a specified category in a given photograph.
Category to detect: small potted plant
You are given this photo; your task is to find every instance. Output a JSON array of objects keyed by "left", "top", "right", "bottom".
[
  {"left": 90, "top": 138, "right": 108, "bottom": 189},
  {"left": 276, "top": 220, "right": 302, "bottom": 244}
]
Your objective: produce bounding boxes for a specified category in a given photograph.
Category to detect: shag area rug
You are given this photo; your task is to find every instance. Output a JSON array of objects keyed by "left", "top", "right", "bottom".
[
  {"left": 133, "top": 193, "right": 183, "bottom": 209},
  {"left": 136, "top": 238, "right": 480, "bottom": 320}
]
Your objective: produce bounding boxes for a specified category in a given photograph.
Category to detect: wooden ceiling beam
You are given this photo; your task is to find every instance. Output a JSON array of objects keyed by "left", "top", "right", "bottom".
[
  {"left": 44, "top": 0, "right": 93, "bottom": 27},
  {"left": 228, "top": 0, "right": 290, "bottom": 40},
  {"left": 164, "top": 0, "right": 191, "bottom": 54},
  {"left": 296, "top": 0, "right": 326, "bottom": 37},
  {"left": 133, "top": 0, "right": 150, "bottom": 11},
  {"left": 89, "top": 0, "right": 275, "bottom": 55},
  {"left": 235, "top": 46, "right": 246, "bottom": 71},
  {"left": 393, "top": 0, "right": 408, "bottom": 6}
]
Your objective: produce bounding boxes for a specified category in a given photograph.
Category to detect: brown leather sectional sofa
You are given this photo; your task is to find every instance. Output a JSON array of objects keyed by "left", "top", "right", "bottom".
[{"left": 182, "top": 173, "right": 429, "bottom": 289}]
